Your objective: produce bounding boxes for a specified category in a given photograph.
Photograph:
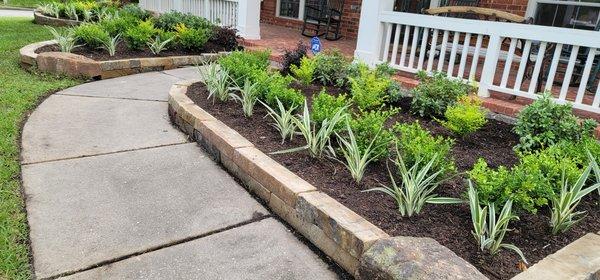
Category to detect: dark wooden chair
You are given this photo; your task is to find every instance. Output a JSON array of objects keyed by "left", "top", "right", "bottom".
[{"left": 301, "top": 0, "right": 345, "bottom": 41}]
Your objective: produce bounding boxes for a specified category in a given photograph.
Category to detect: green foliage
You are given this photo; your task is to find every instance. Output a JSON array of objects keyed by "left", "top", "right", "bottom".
[
  {"left": 74, "top": 23, "right": 109, "bottom": 49},
  {"left": 311, "top": 89, "right": 349, "bottom": 125},
  {"left": 393, "top": 121, "right": 456, "bottom": 177},
  {"left": 120, "top": 3, "right": 151, "bottom": 20},
  {"left": 439, "top": 96, "right": 488, "bottom": 137},
  {"left": 313, "top": 49, "right": 350, "bottom": 86},
  {"left": 514, "top": 91, "right": 597, "bottom": 152},
  {"left": 349, "top": 109, "right": 396, "bottom": 161},
  {"left": 551, "top": 159, "right": 600, "bottom": 234},
  {"left": 199, "top": 63, "right": 234, "bottom": 103},
  {"left": 261, "top": 99, "right": 298, "bottom": 143},
  {"left": 252, "top": 70, "right": 305, "bottom": 109},
  {"left": 411, "top": 71, "right": 471, "bottom": 118},
  {"left": 290, "top": 56, "right": 316, "bottom": 85},
  {"left": 336, "top": 122, "right": 386, "bottom": 184},
  {"left": 147, "top": 34, "right": 174, "bottom": 54},
  {"left": 349, "top": 66, "right": 391, "bottom": 111},
  {"left": 231, "top": 79, "right": 260, "bottom": 117},
  {"left": 37, "top": 3, "right": 61, "bottom": 18},
  {"left": 99, "top": 33, "right": 120, "bottom": 56},
  {"left": 99, "top": 16, "right": 137, "bottom": 37},
  {"left": 174, "top": 23, "right": 211, "bottom": 51},
  {"left": 154, "top": 10, "right": 213, "bottom": 31},
  {"left": 467, "top": 182, "right": 527, "bottom": 263},
  {"left": 46, "top": 26, "right": 77, "bottom": 53},
  {"left": 365, "top": 146, "right": 463, "bottom": 217},
  {"left": 218, "top": 50, "right": 270, "bottom": 86},
  {"left": 124, "top": 20, "right": 156, "bottom": 50}
]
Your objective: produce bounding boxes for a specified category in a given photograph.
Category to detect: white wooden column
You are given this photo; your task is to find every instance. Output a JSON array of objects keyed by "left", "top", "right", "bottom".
[
  {"left": 237, "top": 0, "right": 261, "bottom": 40},
  {"left": 354, "top": 0, "right": 395, "bottom": 66}
]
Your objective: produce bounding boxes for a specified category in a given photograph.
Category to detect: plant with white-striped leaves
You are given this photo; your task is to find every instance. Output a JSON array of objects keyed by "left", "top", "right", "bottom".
[
  {"left": 199, "top": 63, "right": 235, "bottom": 103},
  {"left": 46, "top": 26, "right": 78, "bottom": 53},
  {"left": 261, "top": 98, "right": 297, "bottom": 143},
  {"left": 99, "top": 34, "right": 120, "bottom": 57},
  {"left": 147, "top": 35, "right": 174, "bottom": 55},
  {"left": 336, "top": 122, "right": 386, "bottom": 184},
  {"left": 231, "top": 79, "right": 260, "bottom": 117}
]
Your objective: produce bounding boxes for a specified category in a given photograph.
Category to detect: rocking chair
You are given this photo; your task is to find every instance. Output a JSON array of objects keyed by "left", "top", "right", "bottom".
[{"left": 301, "top": 0, "right": 345, "bottom": 41}]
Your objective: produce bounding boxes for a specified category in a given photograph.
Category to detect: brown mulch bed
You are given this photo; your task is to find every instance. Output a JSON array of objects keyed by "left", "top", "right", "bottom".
[
  {"left": 185, "top": 82, "right": 600, "bottom": 280},
  {"left": 35, "top": 41, "right": 230, "bottom": 61}
]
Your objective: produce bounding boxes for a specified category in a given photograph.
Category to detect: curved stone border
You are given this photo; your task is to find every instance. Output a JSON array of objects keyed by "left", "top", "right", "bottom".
[
  {"left": 20, "top": 40, "right": 228, "bottom": 79},
  {"left": 34, "top": 11, "right": 81, "bottom": 27},
  {"left": 168, "top": 80, "right": 490, "bottom": 279}
]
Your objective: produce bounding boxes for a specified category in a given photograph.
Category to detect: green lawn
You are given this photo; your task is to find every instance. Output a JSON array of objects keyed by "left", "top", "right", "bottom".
[
  {"left": 0, "top": 17, "right": 81, "bottom": 280},
  {"left": 1, "top": 0, "right": 53, "bottom": 8}
]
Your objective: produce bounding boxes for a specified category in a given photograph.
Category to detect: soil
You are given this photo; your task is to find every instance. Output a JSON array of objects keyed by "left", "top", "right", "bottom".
[
  {"left": 185, "top": 82, "right": 600, "bottom": 280},
  {"left": 35, "top": 41, "right": 233, "bottom": 61}
]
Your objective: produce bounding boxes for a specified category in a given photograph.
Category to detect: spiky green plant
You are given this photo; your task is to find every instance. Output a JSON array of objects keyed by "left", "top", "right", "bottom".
[
  {"left": 46, "top": 26, "right": 78, "bottom": 53},
  {"left": 274, "top": 101, "right": 347, "bottom": 158},
  {"left": 365, "top": 146, "right": 462, "bottom": 217},
  {"left": 261, "top": 99, "right": 297, "bottom": 143},
  {"left": 82, "top": 9, "right": 94, "bottom": 22},
  {"left": 468, "top": 181, "right": 527, "bottom": 263},
  {"left": 550, "top": 161, "right": 600, "bottom": 234},
  {"left": 147, "top": 35, "right": 174, "bottom": 55},
  {"left": 38, "top": 3, "right": 61, "bottom": 18},
  {"left": 64, "top": 3, "right": 79, "bottom": 21},
  {"left": 199, "top": 63, "right": 234, "bottom": 103},
  {"left": 231, "top": 79, "right": 260, "bottom": 117},
  {"left": 336, "top": 122, "right": 386, "bottom": 184},
  {"left": 99, "top": 34, "right": 120, "bottom": 57}
]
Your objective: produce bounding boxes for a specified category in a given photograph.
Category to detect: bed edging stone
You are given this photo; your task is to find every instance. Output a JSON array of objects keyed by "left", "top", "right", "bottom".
[
  {"left": 19, "top": 41, "right": 227, "bottom": 79},
  {"left": 33, "top": 11, "right": 81, "bottom": 27},
  {"left": 167, "top": 80, "right": 488, "bottom": 279}
]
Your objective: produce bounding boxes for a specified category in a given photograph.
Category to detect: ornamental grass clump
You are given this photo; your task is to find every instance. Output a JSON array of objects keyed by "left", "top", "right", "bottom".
[
  {"left": 46, "top": 26, "right": 78, "bottom": 53},
  {"left": 199, "top": 63, "right": 234, "bottom": 103},
  {"left": 147, "top": 34, "right": 174, "bottom": 55},
  {"left": 550, "top": 157, "right": 600, "bottom": 234},
  {"left": 467, "top": 182, "right": 527, "bottom": 263},
  {"left": 275, "top": 101, "right": 348, "bottom": 158},
  {"left": 261, "top": 98, "right": 297, "bottom": 143},
  {"left": 336, "top": 122, "right": 387, "bottom": 184},
  {"left": 231, "top": 79, "right": 260, "bottom": 117},
  {"left": 365, "top": 146, "right": 462, "bottom": 217},
  {"left": 99, "top": 34, "right": 120, "bottom": 56},
  {"left": 38, "top": 3, "right": 61, "bottom": 18}
]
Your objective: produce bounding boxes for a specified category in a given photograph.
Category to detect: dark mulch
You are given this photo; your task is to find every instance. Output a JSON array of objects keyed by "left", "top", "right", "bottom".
[
  {"left": 35, "top": 41, "right": 231, "bottom": 61},
  {"left": 185, "top": 82, "right": 600, "bottom": 280}
]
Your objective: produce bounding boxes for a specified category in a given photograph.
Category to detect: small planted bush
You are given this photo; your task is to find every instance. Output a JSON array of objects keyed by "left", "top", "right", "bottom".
[
  {"left": 365, "top": 146, "right": 462, "bottom": 217},
  {"left": 154, "top": 10, "right": 213, "bottom": 31},
  {"left": 313, "top": 49, "right": 350, "bottom": 86},
  {"left": 349, "top": 66, "right": 391, "bottom": 111},
  {"left": 100, "top": 16, "right": 137, "bottom": 37},
  {"left": 99, "top": 34, "right": 121, "bottom": 56},
  {"left": 261, "top": 99, "right": 298, "bottom": 143},
  {"left": 74, "top": 23, "right": 109, "bottom": 49},
  {"left": 411, "top": 71, "right": 471, "bottom": 118},
  {"left": 514, "top": 91, "right": 597, "bottom": 152},
  {"left": 175, "top": 23, "right": 212, "bottom": 51},
  {"left": 147, "top": 34, "right": 175, "bottom": 54},
  {"left": 349, "top": 110, "right": 396, "bottom": 161},
  {"left": 467, "top": 182, "right": 527, "bottom": 263},
  {"left": 439, "top": 96, "right": 488, "bottom": 137},
  {"left": 337, "top": 122, "right": 388, "bottom": 184},
  {"left": 199, "top": 63, "right": 234, "bottom": 103},
  {"left": 393, "top": 121, "right": 456, "bottom": 177},
  {"left": 209, "top": 26, "right": 239, "bottom": 51},
  {"left": 281, "top": 42, "right": 308, "bottom": 75},
  {"left": 37, "top": 3, "right": 61, "bottom": 18},
  {"left": 290, "top": 56, "right": 316, "bottom": 85},
  {"left": 254, "top": 71, "right": 305, "bottom": 109},
  {"left": 218, "top": 50, "right": 270, "bottom": 86},
  {"left": 232, "top": 79, "right": 260, "bottom": 117},
  {"left": 46, "top": 26, "right": 78, "bottom": 53},
  {"left": 311, "top": 89, "right": 349, "bottom": 125},
  {"left": 120, "top": 4, "right": 152, "bottom": 20},
  {"left": 124, "top": 20, "right": 157, "bottom": 50}
]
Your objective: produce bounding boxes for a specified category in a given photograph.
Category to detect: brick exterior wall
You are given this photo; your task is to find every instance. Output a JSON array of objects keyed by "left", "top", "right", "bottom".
[{"left": 259, "top": 0, "right": 530, "bottom": 39}]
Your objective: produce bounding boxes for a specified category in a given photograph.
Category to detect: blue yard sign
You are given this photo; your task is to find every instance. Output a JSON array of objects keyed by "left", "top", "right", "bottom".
[{"left": 311, "top": 37, "right": 322, "bottom": 54}]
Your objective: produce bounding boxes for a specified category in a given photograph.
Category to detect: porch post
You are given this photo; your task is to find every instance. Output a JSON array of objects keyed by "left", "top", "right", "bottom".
[
  {"left": 477, "top": 35, "right": 502, "bottom": 98},
  {"left": 237, "top": 0, "right": 261, "bottom": 40},
  {"left": 353, "top": 0, "right": 395, "bottom": 66}
]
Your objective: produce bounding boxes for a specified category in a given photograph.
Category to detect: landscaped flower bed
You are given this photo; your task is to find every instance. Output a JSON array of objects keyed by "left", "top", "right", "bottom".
[
  {"left": 183, "top": 46, "right": 600, "bottom": 279},
  {"left": 35, "top": 2, "right": 239, "bottom": 61}
]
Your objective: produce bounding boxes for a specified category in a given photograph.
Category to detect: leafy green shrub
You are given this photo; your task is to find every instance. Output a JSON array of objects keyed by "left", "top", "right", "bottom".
[
  {"left": 439, "top": 96, "right": 487, "bottom": 137},
  {"left": 313, "top": 49, "right": 350, "bottom": 86},
  {"left": 254, "top": 71, "right": 305, "bottom": 109},
  {"left": 311, "top": 90, "right": 349, "bottom": 125},
  {"left": 411, "top": 71, "right": 471, "bottom": 118},
  {"left": 124, "top": 20, "right": 156, "bottom": 50},
  {"left": 174, "top": 23, "right": 211, "bottom": 51},
  {"left": 514, "top": 91, "right": 597, "bottom": 152},
  {"left": 290, "top": 57, "right": 316, "bottom": 85},
  {"left": 100, "top": 16, "right": 138, "bottom": 37},
  {"left": 349, "top": 66, "right": 391, "bottom": 111},
  {"left": 74, "top": 23, "right": 109, "bottom": 49},
  {"left": 209, "top": 26, "right": 239, "bottom": 51},
  {"left": 218, "top": 50, "right": 270, "bottom": 86},
  {"left": 281, "top": 42, "right": 308, "bottom": 75},
  {"left": 349, "top": 110, "right": 396, "bottom": 160},
  {"left": 393, "top": 121, "right": 456, "bottom": 177},
  {"left": 120, "top": 4, "right": 151, "bottom": 20},
  {"left": 154, "top": 10, "right": 213, "bottom": 31}
]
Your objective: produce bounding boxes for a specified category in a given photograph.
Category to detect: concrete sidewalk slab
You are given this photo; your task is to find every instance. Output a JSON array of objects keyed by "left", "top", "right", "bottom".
[
  {"left": 58, "top": 218, "right": 340, "bottom": 280},
  {"left": 162, "top": 67, "right": 200, "bottom": 81},
  {"left": 0, "top": 9, "right": 33, "bottom": 17},
  {"left": 21, "top": 94, "right": 187, "bottom": 164},
  {"left": 23, "top": 143, "right": 269, "bottom": 279},
  {"left": 59, "top": 71, "right": 181, "bottom": 101}
]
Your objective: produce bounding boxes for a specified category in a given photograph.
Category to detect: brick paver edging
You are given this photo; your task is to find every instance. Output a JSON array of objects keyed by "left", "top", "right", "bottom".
[
  {"left": 33, "top": 11, "right": 81, "bottom": 27},
  {"left": 20, "top": 40, "right": 228, "bottom": 79},
  {"left": 167, "top": 80, "right": 494, "bottom": 279}
]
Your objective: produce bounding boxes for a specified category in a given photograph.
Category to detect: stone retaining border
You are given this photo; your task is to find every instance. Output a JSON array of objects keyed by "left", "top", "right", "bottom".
[
  {"left": 33, "top": 11, "right": 81, "bottom": 27},
  {"left": 167, "top": 80, "right": 491, "bottom": 279},
  {"left": 20, "top": 40, "right": 227, "bottom": 79}
]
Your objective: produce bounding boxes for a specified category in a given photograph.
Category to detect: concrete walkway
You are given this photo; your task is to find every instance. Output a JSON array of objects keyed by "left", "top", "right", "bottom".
[
  {"left": 21, "top": 68, "right": 342, "bottom": 279},
  {"left": 0, "top": 8, "right": 33, "bottom": 17}
]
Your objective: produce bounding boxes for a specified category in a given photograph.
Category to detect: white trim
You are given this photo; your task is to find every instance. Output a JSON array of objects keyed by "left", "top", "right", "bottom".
[{"left": 275, "top": 0, "right": 306, "bottom": 20}]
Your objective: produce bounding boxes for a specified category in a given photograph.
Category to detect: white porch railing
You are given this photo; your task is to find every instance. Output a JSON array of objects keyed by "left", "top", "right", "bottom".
[
  {"left": 354, "top": 0, "right": 600, "bottom": 114},
  {"left": 139, "top": 0, "right": 261, "bottom": 39}
]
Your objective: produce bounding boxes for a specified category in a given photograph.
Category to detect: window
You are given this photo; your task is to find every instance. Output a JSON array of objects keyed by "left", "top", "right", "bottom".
[
  {"left": 529, "top": 0, "right": 600, "bottom": 30},
  {"left": 277, "top": 0, "right": 306, "bottom": 19}
]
